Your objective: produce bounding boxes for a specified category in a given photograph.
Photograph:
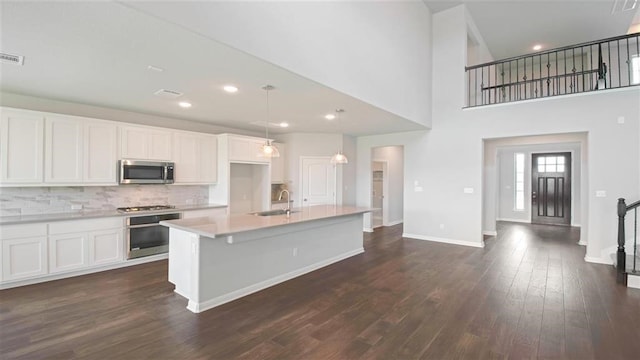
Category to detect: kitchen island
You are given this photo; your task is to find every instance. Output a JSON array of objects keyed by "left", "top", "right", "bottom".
[{"left": 160, "top": 205, "right": 371, "bottom": 313}]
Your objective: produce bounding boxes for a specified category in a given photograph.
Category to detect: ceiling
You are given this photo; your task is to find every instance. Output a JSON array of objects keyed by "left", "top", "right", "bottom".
[
  {"left": 3, "top": 1, "right": 637, "bottom": 137},
  {"left": 423, "top": 0, "right": 640, "bottom": 60},
  {"left": 0, "top": 1, "right": 424, "bottom": 137}
]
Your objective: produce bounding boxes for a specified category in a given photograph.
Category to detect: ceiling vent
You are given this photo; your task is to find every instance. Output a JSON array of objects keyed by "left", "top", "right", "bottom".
[
  {"left": 0, "top": 53, "right": 24, "bottom": 66},
  {"left": 154, "top": 89, "right": 183, "bottom": 98}
]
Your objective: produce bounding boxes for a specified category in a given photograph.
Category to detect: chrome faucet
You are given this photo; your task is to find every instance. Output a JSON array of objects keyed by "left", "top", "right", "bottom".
[{"left": 278, "top": 189, "right": 291, "bottom": 215}]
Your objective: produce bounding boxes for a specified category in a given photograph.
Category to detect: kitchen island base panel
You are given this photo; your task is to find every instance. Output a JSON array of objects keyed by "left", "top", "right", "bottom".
[{"left": 168, "top": 213, "right": 365, "bottom": 313}]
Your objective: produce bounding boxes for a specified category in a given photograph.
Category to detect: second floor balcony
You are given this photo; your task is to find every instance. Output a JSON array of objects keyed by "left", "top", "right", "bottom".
[{"left": 465, "top": 33, "right": 640, "bottom": 108}]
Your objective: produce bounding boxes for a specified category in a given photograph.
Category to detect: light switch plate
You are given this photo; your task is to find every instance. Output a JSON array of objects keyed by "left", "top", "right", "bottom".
[
  {"left": 596, "top": 190, "right": 606, "bottom": 198},
  {"left": 464, "top": 187, "right": 474, "bottom": 194},
  {"left": 414, "top": 186, "right": 424, "bottom": 192}
]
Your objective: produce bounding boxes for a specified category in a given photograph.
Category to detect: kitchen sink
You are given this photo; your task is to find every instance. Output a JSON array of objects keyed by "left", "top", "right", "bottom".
[{"left": 251, "top": 209, "right": 298, "bottom": 216}]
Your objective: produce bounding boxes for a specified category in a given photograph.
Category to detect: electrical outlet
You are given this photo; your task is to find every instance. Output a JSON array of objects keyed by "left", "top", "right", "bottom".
[
  {"left": 293, "top": 247, "right": 298, "bottom": 257},
  {"left": 71, "top": 204, "right": 82, "bottom": 210}
]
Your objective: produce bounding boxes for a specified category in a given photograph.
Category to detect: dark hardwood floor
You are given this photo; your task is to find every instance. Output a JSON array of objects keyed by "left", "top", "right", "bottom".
[{"left": 2, "top": 222, "right": 640, "bottom": 359}]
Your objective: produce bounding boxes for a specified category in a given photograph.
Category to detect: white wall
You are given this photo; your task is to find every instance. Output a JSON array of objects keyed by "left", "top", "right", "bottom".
[
  {"left": 277, "top": 133, "right": 356, "bottom": 206},
  {"left": 372, "top": 146, "right": 404, "bottom": 226},
  {"left": 408, "top": 4, "right": 639, "bottom": 260},
  {"left": 128, "top": 1, "right": 433, "bottom": 127}
]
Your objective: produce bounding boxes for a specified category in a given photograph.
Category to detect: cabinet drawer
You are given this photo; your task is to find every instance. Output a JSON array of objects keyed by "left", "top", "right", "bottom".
[
  {"left": 49, "top": 217, "right": 123, "bottom": 235},
  {"left": 0, "top": 223, "right": 47, "bottom": 240}
]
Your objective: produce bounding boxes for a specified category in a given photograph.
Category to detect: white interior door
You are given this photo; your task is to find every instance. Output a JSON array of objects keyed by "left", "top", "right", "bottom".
[
  {"left": 372, "top": 161, "right": 384, "bottom": 228},
  {"left": 301, "top": 157, "right": 336, "bottom": 206}
]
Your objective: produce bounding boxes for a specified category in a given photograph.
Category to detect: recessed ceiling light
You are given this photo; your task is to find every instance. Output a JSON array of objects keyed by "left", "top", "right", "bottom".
[
  {"left": 178, "top": 101, "right": 192, "bottom": 108},
  {"left": 147, "top": 65, "right": 164, "bottom": 72},
  {"left": 223, "top": 85, "right": 238, "bottom": 93},
  {"left": 279, "top": 122, "right": 289, "bottom": 128},
  {"left": 533, "top": 44, "right": 542, "bottom": 51},
  {"left": 325, "top": 114, "right": 336, "bottom": 120}
]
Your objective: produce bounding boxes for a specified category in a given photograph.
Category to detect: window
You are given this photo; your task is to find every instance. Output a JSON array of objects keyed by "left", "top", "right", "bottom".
[
  {"left": 515, "top": 153, "right": 525, "bottom": 211},
  {"left": 537, "top": 155, "right": 565, "bottom": 173}
]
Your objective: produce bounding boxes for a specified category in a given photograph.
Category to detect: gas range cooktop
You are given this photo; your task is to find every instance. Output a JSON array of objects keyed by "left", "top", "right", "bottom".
[{"left": 116, "top": 205, "right": 176, "bottom": 213}]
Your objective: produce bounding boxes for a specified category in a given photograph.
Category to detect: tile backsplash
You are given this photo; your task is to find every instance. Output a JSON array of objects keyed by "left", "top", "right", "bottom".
[{"left": 0, "top": 185, "right": 209, "bottom": 216}]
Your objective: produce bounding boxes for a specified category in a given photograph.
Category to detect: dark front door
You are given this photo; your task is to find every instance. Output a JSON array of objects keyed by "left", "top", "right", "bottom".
[{"left": 531, "top": 152, "right": 571, "bottom": 226}]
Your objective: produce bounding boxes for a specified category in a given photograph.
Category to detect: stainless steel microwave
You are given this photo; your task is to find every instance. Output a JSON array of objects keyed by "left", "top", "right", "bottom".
[{"left": 118, "top": 160, "right": 174, "bottom": 184}]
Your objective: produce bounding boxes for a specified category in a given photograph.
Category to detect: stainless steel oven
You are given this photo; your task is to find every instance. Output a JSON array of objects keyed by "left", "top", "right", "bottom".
[{"left": 126, "top": 212, "right": 181, "bottom": 259}]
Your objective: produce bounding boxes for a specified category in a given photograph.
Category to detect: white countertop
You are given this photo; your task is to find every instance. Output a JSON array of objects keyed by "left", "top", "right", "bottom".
[
  {"left": 160, "top": 205, "right": 372, "bottom": 238},
  {"left": 0, "top": 204, "right": 227, "bottom": 225}
]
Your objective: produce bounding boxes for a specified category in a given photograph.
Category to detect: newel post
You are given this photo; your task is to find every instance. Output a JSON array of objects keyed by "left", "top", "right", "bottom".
[{"left": 617, "top": 198, "right": 627, "bottom": 283}]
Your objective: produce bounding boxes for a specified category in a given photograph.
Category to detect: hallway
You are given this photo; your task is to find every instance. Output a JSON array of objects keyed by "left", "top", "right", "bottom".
[{"left": 1, "top": 223, "right": 639, "bottom": 359}]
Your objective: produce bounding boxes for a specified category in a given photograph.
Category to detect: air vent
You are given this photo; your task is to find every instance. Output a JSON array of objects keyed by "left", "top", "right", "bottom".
[
  {"left": 0, "top": 52, "right": 24, "bottom": 66},
  {"left": 154, "top": 89, "right": 183, "bottom": 98}
]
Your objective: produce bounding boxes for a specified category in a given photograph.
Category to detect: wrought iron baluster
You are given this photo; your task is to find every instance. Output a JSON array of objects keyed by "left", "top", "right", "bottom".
[
  {"left": 556, "top": 51, "right": 559, "bottom": 95},
  {"left": 617, "top": 40, "right": 621, "bottom": 87},
  {"left": 509, "top": 60, "right": 513, "bottom": 102},
  {"left": 547, "top": 54, "right": 551, "bottom": 96},
  {"left": 474, "top": 68, "right": 478, "bottom": 107},
  {"left": 590, "top": 44, "right": 594, "bottom": 90},
  {"left": 494, "top": 63, "right": 497, "bottom": 104},
  {"left": 626, "top": 38, "right": 631, "bottom": 86},
  {"left": 467, "top": 68, "right": 471, "bottom": 107},
  {"left": 523, "top": 57, "right": 528, "bottom": 99},
  {"left": 581, "top": 46, "right": 585, "bottom": 92},
  {"left": 608, "top": 41, "right": 612, "bottom": 88},
  {"left": 564, "top": 50, "right": 568, "bottom": 94}
]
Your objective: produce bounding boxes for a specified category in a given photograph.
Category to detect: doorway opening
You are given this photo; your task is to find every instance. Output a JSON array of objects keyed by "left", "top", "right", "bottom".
[{"left": 369, "top": 146, "right": 404, "bottom": 231}]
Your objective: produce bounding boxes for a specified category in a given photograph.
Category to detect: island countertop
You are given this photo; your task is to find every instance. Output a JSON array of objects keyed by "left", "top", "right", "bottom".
[{"left": 160, "top": 205, "right": 372, "bottom": 238}]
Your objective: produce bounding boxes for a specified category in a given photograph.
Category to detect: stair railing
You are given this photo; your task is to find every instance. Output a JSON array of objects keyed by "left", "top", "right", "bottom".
[{"left": 617, "top": 198, "right": 639, "bottom": 283}]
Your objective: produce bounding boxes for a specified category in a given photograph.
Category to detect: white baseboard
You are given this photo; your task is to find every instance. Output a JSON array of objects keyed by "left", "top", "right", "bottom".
[
  {"left": 402, "top": 233, "right": 485, "bottom": 248},
  {"left": 578, "top": 240, "right": 587, "bottom": 246},
  {"left": 628, "top": 274, "right": 640, "bottom": 289},
  {"left": 572, "top": 223, "right": 581, "bottom": 228},
  {"left": 186, "top": 247, "right": 365, "bottom": 313},
  {"left": 363, "top": 227, "right": 374, "bottom": 233},
  {"left": 0, "top": 253, "right": 168, "bottom": 290},
  {"left": 483, "top": 230, "right": 497, "bottom": 236},
  {"left": 383, "top": 220, "right": 404, "bottom": 227},
  {"left": 496, "top": 218, "right": 530, "bottom": 223},
  {"left": 584, "top": 256, "right": 613, "bottom": 265}
]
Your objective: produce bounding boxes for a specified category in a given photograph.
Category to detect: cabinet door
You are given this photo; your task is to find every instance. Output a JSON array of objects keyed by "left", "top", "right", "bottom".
[
  {"left": 228, "top": 136, "right": 253, "bottom": 161},
  {"left": 2, "top": 236, "right": 48, "bottom": 281},
  {"left": 85, "top": 120, "right": 117, "bottom": 184},
  {"left": 200, "top": 135, "right": 218, "bottom": 183},
  {"left": 120, "top": 126, "right": 148, "bottom": 159},
  {"left": 148, "top": 130, "right": 172, "bottom": 161},
  {"left": 49, "top": 233, "right": 88, "bottom": 273},
  {"left": 0, "top": 110, "right": 44, "bottom": 184},
  {"left": 45, "top": 116, "right": 83, "bottom": 183},
  {"left": 173, "top": 132, "right": 199, "bottom": 183},
  {"left": 89, "top": 229, "right": 122, "bottom": 266}
]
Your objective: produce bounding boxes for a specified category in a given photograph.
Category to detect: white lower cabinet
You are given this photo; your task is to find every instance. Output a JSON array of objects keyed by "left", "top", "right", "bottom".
[
  {"left": 49, "top": 233, "right": 88, "bottom": 273},
  {"left": 1, "top": 223, "right": 48, "bottom": 281},
  {"left": 48, "top": 218, "right": 123, "bottom": 273},
  {"left": 88, "top": 229, "right": 122, "bottom": 266},
  {"left": 2, "top": 236, "right": 48, "bottom": 281}
]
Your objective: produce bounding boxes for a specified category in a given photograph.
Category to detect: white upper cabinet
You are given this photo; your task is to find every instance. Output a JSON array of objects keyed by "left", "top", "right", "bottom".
[
  {"left": 45, "top": 115, "right": 83, "bottom": 183},
  {"left": 45, "top": 115, "right": 117, "bottom": 185},
  {"left": 84, "top": 120, "right": 117, "bottom": 184},
  {"left": 173, "top": 131, "right": 217, "bottom": 184},
  {"left": 225, "top": 134, "right": 270, "bottom": 163},
  {"left": 120, "top": 125, "right": 172, "bottom": 161},
  {"left": 270, "top": 142, "right": 287, "bottom": 183},
  {"left": 1, "top": 108, "right": 118, "bottom": 187},
  {"left": 0, "top": 109, "right": 44, "bottom": 184}
]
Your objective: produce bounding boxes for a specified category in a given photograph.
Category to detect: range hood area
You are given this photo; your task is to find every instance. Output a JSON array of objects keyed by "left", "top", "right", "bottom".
[{"left": 228, "top": 163, "right": 270, "bottom": 214}]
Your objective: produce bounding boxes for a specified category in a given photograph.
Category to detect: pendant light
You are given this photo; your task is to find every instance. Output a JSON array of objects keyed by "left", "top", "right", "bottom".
[
  {"left": 258, "top": 85, "right": 280, "bottom": 158},
  {"left": 330, "top": 109, "right": 348, "bottom": 165}
]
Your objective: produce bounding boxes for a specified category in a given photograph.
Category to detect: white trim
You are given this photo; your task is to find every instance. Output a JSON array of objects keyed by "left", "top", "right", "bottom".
[
  {"left": 185, "top": 247, "right": 364, "bottom": 313},
  {"left": 0, "top": 253, "right": 168, "bottom": 290},
  {"left": 464, "top": 86, "right": 640, "bottom": 111},
  {"left": 572, "top": 223, "right": 581, "bottom": 228},
  {"left": 578, "top": 240, "right": 587, "bottom": 246},
  {"left": 383, "top": 220, "right": 403, "bottom": 227},
  {"left": 497, "top": 218, "right": 531, "bottom": 223},
  {"left": 483, "top": 230, "right": 497, "bottom": 236},
  {"left": 402, "top": 233, "right": 485, "bottom": 248},
  {"left": 584, "top": 256, "right": 613, "bottom": 265},
  {"left": 363, "top": 227, "right": 374, "bottom": 233},
  {"left": 627, "top": 274, "right": 640, "bottom": 289}
]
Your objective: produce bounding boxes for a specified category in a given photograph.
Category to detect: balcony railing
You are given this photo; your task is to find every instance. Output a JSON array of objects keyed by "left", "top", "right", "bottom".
[{"left": 465, "top": 33, "right": 640, "bottom": 108}]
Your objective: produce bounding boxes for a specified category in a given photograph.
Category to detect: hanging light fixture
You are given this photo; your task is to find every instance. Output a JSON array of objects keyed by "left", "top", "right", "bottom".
[
  {"left": 330, "top": 109, "right": 348, "bottom": 165},
  {"left": 258, "top": 85, "right": 280, "bottom": 158}
]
